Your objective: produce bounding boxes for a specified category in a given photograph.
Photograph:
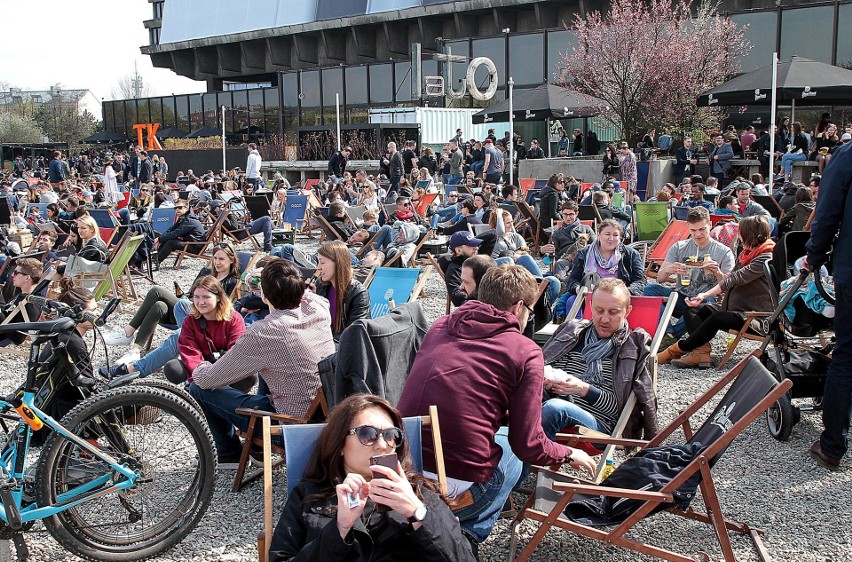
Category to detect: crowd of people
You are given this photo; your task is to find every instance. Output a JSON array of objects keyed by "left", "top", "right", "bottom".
[{"left": 0, "top": 110, "right": 847, "bottom": 560}]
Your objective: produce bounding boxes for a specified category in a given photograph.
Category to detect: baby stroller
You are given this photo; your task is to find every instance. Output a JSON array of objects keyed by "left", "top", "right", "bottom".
[{"left": 759, "top": 250, "right": 835, "bottom": 441}]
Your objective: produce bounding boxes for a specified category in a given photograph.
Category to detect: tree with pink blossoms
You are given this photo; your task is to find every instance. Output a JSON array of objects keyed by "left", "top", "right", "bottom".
[{"left": 558, "top": 0, "right": 751, "bottom": 144}]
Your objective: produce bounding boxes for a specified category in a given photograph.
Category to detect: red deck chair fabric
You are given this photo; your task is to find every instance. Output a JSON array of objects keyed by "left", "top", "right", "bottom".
[
  {"left": 583, "top": 295, "right": 665, "bottom": 339},
  {"left": 647, "top": 220, "right": 690, "bottom": 263},
  {"left": 414, "top": 193, "right": 438, "bottom": 218},
  {"left": 304, "top": 179, "right": 320, "bottom": 191},
  {"left": 519, "top": 178, "right": 535, "bottom": 195}
]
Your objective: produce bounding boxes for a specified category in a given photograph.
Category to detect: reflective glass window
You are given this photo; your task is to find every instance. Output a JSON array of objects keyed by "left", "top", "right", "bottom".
[
  {"left": 162, "top": 97, "right": 177, "bottom": 131},
  {"left": 232, "top": 90, "right": 249, "bottom": 133},
  {"left": 472, "top": 37, "right": 506, "bottom": 88},
  {"left": 301, "top": 71, "right": 321, "bottom": 107},
  {"left": 175, "top": 96, "right": 189, "bottom": 132},
  {"left": 322, "top": 68, "right": 344, "bottom": 108},
  {"left": 780, "top": 6, "right": 833, "bottom": 64},
  {"left": 730, "top": 11, "right": 778, "bottom": 73},
  {"left": 189, "top": 94, "right": 203, "bottom": 130},
  {"left": 835, "top": 4, "right": 852, "bottom": 66},
  {"left": 508, "top": 33, "right": 544, "bottom": 86},
  {"left": 547, "top": 29, "right": 577, "bottom": 83},
  {"left": 345, "top": 66, "right": 368, "bottom": 105},
  {"left": 445, "top": 40, "right": 469, "bottom": 95},
  {"left": 282, "top": 72, "right": 299, "bottom": 108},
  {"left": 217, "top": 92, "right": 233, "bottom": 133},
  {"left": 202, "top": 93, "right": 218, "bottom": 128},
  {"left": 370, "top": 64, "right": 393, "bottom": 104}
]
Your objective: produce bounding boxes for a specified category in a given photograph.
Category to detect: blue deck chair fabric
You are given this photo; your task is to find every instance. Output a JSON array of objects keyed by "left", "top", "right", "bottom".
[
  {"left": 89, "top": 208, "right": 119, "bottom": 229},
  {"left": 368, "top": 267, "right": 421, "bottom": 318},
  {"left": 149, "top": 207, "right": 177, "bottom": 235},
  {"left": 282, "top": 417, "right": 425, "bottom": 496},
  {"left": 236, "top": 251, "right": 256, "bottom": 275},
  {"left": 673, "top": 205, "right": 690, "bottom": 221},
  {"left": 28, "top": 203, "right": 48, "bottom": 220},
  {"left": 283, "top": 195, "right": 308, "bottom": 227},
  {"left": 445, "top": 183, "right": 461, "bottom": 198}
]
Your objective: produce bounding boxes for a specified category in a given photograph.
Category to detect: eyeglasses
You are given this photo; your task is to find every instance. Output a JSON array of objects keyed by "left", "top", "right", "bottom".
[
  {"left": 141, "top": 188, "right": 149, "bottom": 192},
  {"left": 347, "top": 425, "right": 404, "bottom": 447},
  {"left": 12, "top": 270, "right": 28, "bottom": 277},
  {"left": 175, "top": 206, "right": 187, "bottom": 210},
  {"left": 562, "top": 212, "right": 577, "bottom": 218},
  {"left": 521, "top": 301, "right": 534, "bottom": 316}
]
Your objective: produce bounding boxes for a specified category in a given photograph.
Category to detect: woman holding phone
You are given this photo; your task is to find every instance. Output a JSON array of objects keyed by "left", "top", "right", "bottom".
[{"left": 268, "top": 394, "right": 475, "bottom": 561}]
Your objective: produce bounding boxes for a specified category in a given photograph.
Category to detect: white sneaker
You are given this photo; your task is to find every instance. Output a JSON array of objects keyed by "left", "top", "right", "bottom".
[
  {"left": 116, "top": 350, "right": 140, "bottom": 366},
  {"left": 102, "top": 327, "right": 133, "bottom": 346}
]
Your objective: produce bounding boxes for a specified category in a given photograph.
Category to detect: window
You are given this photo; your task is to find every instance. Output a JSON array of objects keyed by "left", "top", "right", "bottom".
[
  {"left": 345, "top": 66, "right": 368, "bottom": 105},
  {"left": 547, "top": 29, "right": 577, "bottom": 83},
  {"left": 232, "top": 90, "right": 249, "bottom": 133},
  {"left": 472, "top": 37, "right": 506, "bottom": 88},
  {"left": 322, "top": 68, "right": 343, "bottom": 108},
  {"left": 282, "top": 72, "right": 299, "bottom": 108},
  {"left": 730, "top": 11, "right": 778, "bottom": 73},
  {"left": 300, "top": 71, "right": 321, "bottom": 107},
  {"left": 175, "top": 96, "right": 189, "bottom": 133},
  {"left": 395, "top": 61, "right": 412, "bottom": 102},
  {"left": 265, "top": 88, "right": 280, "bottom": 138},
  {"left": 369, "top": 64, "right": 393, "bottom": 104},
  {"left": 445, "top": 40, "right": 469, "bottom": 95},
  {"left": 162, "top": 97, "right": 177, "bottom": 130},
  {"left": 835, "top": 4, "right": 852, "bottom": 66},
  {"left": 217, "top": 92, "right": 233, "bottom": 133},
  {"left": 189, "top": 94, "right": 203, "bottom": 130},
  {"left": 508, "top": 33, "right": 544, "bottom": 86},
  {"left": 136, "top": 98, "right": 150, "bottom": 124},
  {"left": 102, "top": 102, "right": 115, "bottom": 133},
  {"left": 202, "top": 93, "right": 218, "bottom": 128},
  {"left": 780, "top": 6, "right": 834, "bottom": 64}
]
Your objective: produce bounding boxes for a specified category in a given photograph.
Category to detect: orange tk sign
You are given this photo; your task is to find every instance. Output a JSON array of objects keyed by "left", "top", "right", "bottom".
[{"left": 132, "top": 123, "right": 163, "bottom": 151}]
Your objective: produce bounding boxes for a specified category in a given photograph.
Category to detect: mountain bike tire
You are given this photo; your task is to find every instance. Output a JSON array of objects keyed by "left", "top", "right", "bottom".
[{"left": 34, "top": 385, "right": 216, "bottom": 561}]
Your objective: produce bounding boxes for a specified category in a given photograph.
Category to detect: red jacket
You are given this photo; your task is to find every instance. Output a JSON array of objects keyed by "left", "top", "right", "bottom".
[
  {"left": 397, "top": 300, "right": 572, "bottom": 483},
  {"left": 178, "top": 313, "right": 246, "bottom": 377}
]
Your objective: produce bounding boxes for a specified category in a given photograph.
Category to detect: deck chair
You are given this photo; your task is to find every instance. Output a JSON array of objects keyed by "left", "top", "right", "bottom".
[
  {"left": 312, "top": 212, "right": 348, "bottom": 243},
  {"left": 227, "top": 251, "right": 261, "bottom": 300},
  {"left": 414, "top": 193, "right": 439, "bottom": 218},
  {"left": 717, "top": 303, "right": 773, "bottom": 371},
  {"left": 709, "top": 213, "right": 733, "bottom": 227},
  {"left": 753, "top": 195, "right": 783, "bottom": 220},
  {"left": 672, "top": 205, "right": 690, "bottom": 221},
  {"left": 368, "top": 266, "right": 431, "bottom": 318},
  {"left": 73, "top": 235, "right": 144, "bottom": 301},
  {"left": 231, "top": 387, "right": 330, "bottom": 493},
  {"left": 519, "top": 178, "right": 536, "bottom": 195},
  {"left": 219, "top": 209, "right": 262, "bottom": 251},
  {"left": 148, "top": 207, "right": 177, "bottom": 236},
  {"left": 468, "top": 223, "right": 491, "bottom": 237},
  {"left": 633, "top": 202, "right": 670, "bottom": 244},
  {"left": 345, "top": 205, "right": 367, "bottom": 228},
  {"left": 281, "top": 195, "right": 309, "bottom": 231},
  {"left": 643, "top": 220, "right": 690, "bottom": 279},
  {"left": 510, "top": 353, "right": 789, "bottom": 562},
  {"left": 578, "top": 205, "right": 602, "bottom": 224},
  {"left": 244, "top": 195, "right": 271, "bottom": 220},
  {"left": 89, "top": 208, "right": 120, "bottom": 248},
  {"left": 251, "top": 409, "right": 448, "bottom": 562},
  {"left": 514, "top": 201, "right": 543, "bottom": 253},
  {"left": 426, "top": 252, "right": 451, "bottom": 315},
  {"left": 173, "top": 211, "right": 229, "bottom": 268},
  {"left": 384, "top": 230, "right": 433, "bottom": 268}
]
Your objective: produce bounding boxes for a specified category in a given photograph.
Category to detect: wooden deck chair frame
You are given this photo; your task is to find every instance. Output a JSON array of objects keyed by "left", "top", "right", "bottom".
[
  {"left": 220, "top": 209, "right": 262, "bottom": 251},
  {"left": 514, "top": 201, "right": 542, "bottom": 254},
  {"left": 367, "top": 265, "right": 433, "bottom": 317},
  {"left": 642, "top": 220, "right": 691, "bottom": 279},
  {"left": 87, "top": 234, "right": 145, "bottom": 301},
  {"left": 226, "top": 250, "right": 261, "bottom": 300},
  {"left": 302, "top": 192, "right": 326, "bottom": 237},
  {"left": 173, "top": 210, "right": 229, "bottom": 268},
  {"left": 426, "top": 252, "right": 451, "bottom": 315},
  {"left": 256, "top": 406, "right": 448, "bottom": 562},
  {"left": 312, "top": 211, "right": 348, "bottom": 244},
  {"left": 752, "top": 194, "right": 784, "bottom": 220},
  {"left": 578, "top": 204, "right": 602, "bottom": 224},
  {"left": 231, "top": 388, "right": 330, "bottom": 493},
  {"left": 345, "top": 205, "right": 367, "bottom": 227},
  {"left": 510, "top": 352, "right": 791, "bottom": 562},
  {"left": 383, "top": 229, "right": 433, "bottom": 268}
]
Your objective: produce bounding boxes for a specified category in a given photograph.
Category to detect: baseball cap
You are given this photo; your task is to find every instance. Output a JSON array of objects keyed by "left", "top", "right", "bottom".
[
  {"left": 449, "top": 231, "right": 483, "bottom": 249},
  {"left": 842, "top": 133, "right": 851, "bottom": 141},
  {"left": 735, "top": 182, "right": 751, "bottom": 191}
]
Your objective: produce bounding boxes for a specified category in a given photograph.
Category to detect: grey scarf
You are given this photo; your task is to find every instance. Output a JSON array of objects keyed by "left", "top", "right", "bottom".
[{"left": 581, "top": 322, "right": 629, "bottom": 386}]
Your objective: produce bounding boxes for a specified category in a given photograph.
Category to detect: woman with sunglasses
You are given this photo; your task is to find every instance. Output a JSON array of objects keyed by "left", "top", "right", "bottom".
[
  {"left": 313, "top": 241, "right": 370, "bottom": 339},
  {"left": 74, "top": 215, "right": 108, "bottom": 263},
  {"left": 269, "top": 394, "right": 475, "bottom": 562},
  {"left": 103, "top": 242, "right": 240, "bottom": 366},
  {"left": 128, "top": 184, "right": 154, "bottom": 216}
]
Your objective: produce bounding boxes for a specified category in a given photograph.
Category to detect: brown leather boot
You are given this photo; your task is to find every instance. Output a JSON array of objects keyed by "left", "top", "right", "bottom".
[
  {"left": 657, "top": 342, "right": 685, "bottom": 365},
  {"left": 671, "top": 343, "right": 713, "bottom": 369}
]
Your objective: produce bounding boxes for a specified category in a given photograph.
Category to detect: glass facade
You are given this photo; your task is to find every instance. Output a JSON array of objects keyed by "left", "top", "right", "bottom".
[{"left": 111, "top": 1, "right": 852, "bottom": 143}]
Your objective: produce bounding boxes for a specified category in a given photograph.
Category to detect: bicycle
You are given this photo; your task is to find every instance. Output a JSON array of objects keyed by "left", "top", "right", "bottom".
[{"left": 0, "top": 296, "right": 216, "bottom": 561}]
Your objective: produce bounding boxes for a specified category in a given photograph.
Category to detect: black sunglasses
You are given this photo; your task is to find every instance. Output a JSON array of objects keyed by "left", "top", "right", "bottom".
[{"left": 347, "top": 425, "right": 404, "bottom": 447}]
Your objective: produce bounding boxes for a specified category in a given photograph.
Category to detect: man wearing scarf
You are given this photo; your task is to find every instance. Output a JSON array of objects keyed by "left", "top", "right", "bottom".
[
  {"left": 540, "top": 201, "right": 596, "bottom": 259},
  {"left": 658, "top": 216, "right": 775, "bottom": 369},
  {"left": 540, "top": 279, "right": 658, "bottom": 442}
]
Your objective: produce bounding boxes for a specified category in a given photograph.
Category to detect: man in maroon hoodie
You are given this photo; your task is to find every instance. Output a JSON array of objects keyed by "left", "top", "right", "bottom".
[{"left": 398, "top": 265, "right": 595, "bottom": 546}]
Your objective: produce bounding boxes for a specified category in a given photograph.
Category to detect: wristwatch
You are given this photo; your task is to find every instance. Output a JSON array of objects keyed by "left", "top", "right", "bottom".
[{"left": 408, "top": 505, "right": 428, "bottom": 524}]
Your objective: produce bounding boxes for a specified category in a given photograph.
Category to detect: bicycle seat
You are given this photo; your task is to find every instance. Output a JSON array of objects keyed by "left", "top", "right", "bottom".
[{"left": 0, "top": 317, "right": 75, "bottom": 336}]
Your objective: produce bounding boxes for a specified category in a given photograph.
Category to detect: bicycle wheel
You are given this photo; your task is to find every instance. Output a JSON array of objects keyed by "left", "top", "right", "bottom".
[
  {"left": 128, "top": 378, "right": 203, "bottom": 415},
  {"left": 35, "top": 385, "right": 216, "bottom": 561}
]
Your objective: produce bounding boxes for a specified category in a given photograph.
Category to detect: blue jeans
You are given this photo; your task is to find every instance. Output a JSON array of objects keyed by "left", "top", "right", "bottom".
[
  {"left": 431, "top": 206, "right": 458, "bottom": 228},
  {"left": 452, "top": 427, "right": 523, "bottom": 543},
  {"left": 188, "top": 384, "right": 275, "bottom": 457},
  {"left": 370, "top": 225, "right": 395, "bottom": 252},
  {"left": 541, "top": 398, "right": 605, "bottom": 441},
  {"left": 471, "top": 161, "right": 484, "bottom": 176},
  {"left": 117, "top": 208, "right": 131, "bottom": 226},
  {"left": 781, "top": 152, "right": 807, "bottom": 175},
  {"left": 820, "top": 283, "right": 852, "bottom": 459},
  {"left": 246, "top": 177, "right": 262, "bottom": 188},
  {"left": 132, "top": 299, "right": 190, "bottom": 376},
  {"left": 495, "top": 255, "right": 560, "bottom": 304},
  {"left": 247, "top": 216, "right": 273, "bottom": 248},
  {"left": 447, "top": 174, "right": 463, "bottom": 186}
]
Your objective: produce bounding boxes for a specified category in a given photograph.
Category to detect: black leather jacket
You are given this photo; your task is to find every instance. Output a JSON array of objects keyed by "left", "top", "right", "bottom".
[{"left": 315, "top": 279, "right": 370, "bottom": 338}]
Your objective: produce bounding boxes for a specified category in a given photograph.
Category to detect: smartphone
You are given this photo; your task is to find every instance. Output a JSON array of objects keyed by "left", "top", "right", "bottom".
[
  {"left": 370, "top": 453, "right": 398, "bottom": 480},
  {"left": 370, "top": 453, "right": 399, "bottom": 513}
]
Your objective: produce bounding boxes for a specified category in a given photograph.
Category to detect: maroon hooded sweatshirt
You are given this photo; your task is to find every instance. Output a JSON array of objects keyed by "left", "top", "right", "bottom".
[{"left": 397, "top": 300, "right": 573, "bottom": 483}]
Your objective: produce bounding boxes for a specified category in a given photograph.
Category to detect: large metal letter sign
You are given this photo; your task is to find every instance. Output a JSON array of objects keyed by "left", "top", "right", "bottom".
[{"left": 433, "top": 47, "right": 498, "bottom": 102}]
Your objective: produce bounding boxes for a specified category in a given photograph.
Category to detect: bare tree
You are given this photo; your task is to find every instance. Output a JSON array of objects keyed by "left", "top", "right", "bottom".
[
  {"left": 0, "top": 112, "right": 45, "bottom": 143},
  {"left": 110, "top": 63, "right": 155, "bottom": 100}
]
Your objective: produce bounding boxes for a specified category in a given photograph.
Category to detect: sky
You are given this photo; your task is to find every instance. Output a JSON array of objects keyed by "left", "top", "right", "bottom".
[{"left": 0, "top": 0, "right": 204, "bottom": 101}]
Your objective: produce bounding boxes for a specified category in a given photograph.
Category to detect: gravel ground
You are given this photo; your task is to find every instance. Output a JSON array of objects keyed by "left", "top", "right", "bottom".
[{"left": 2, "top": 234, "right": 850, "bottom": 561}]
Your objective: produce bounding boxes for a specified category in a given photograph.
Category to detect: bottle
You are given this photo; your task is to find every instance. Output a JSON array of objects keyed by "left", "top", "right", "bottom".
[
  {"left": 174, "top": 281, "right": 185, "bottom": 299},
  {"left": 388, "top": 297, "right": 396, "bottom": 310},
  {"left": 601, "top": 458, "right": 616, "bottom": 480}
]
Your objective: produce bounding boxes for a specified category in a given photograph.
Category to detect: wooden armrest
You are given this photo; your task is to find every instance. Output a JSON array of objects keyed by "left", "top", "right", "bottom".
[
  {"left": 531, "top": 466, "right": 598, "bottom": 487},
  {"left": 235, "top": 407, "right": 308, "bottom": 424},
  {"left": 556, "top": 432, "right": 649, "bottom": 449},
  {"left": 552, "top": 482, "right": 674, "bottom": 502}
]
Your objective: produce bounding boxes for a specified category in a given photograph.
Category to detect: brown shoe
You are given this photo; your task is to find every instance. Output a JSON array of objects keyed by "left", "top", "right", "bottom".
[
  {"left": 809, "top": 440, "right": 841, "bottom": 471},
  {"left": 657, "top": 342, "right": 685, "bottom": 365},
  {"left": 671, "top": 343, "right": 712, "bottom": 369}
]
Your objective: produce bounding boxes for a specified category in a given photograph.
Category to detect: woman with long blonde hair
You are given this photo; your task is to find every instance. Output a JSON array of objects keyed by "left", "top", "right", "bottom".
[{"left": 314, "top": 241, "right": 370, "bottom": 338}]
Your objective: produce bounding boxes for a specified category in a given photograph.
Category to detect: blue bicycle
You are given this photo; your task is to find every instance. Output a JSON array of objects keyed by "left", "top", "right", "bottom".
[{"left": 0, "top": 297, "right": 216, "bottom": 561}]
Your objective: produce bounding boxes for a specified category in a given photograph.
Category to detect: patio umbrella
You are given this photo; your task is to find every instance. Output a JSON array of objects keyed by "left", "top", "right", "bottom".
[
  {"left": 155, "top": 127, "right": 187, "bottom": 139},
  {"left": 472, "top": 83, "right": 607, "bottom": 124},
  {"left": 80, "top": 131, "right": 127, "bottom": 144},
  {"left": 696, "top": 56, "right": 852, "bottom": 108},
  {"left": 185, "top": 125, "right": 224, "bottom": 138}
]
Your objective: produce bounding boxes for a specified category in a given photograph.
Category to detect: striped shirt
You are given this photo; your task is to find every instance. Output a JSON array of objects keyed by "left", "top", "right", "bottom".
[
  {"left": 551, "top": 346, "right": 619, "bottom": 433},
  {"left": 192, "top": 292, "right": 336, "bottom": 418}
]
